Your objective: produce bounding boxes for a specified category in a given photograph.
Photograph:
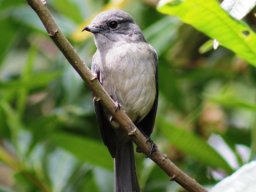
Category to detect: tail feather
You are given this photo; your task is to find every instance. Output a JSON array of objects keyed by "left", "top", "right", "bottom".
[{"left": 114, "top": 141, "right": 140, "bottom": 192}]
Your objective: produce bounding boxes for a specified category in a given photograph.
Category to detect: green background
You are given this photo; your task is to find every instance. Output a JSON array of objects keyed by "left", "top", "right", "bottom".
[{"left": 0, "top": 0, "right": 255, "bottom": 191}]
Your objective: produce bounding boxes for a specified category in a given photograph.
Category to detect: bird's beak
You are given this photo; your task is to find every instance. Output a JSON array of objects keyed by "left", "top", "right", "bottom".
[{"left": 82, "top": 25, "right": 101, "bottom": 33}]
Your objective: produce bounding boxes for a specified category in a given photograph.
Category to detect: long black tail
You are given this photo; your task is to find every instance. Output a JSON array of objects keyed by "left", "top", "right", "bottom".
[{"left": 114, "top": 141, "right": 140, "bottom": 192}]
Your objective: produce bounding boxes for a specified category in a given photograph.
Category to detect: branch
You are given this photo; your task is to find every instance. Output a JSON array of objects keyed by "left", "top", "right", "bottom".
[{"left": 26, "top": 0, "right": 207, "bottom": 192}]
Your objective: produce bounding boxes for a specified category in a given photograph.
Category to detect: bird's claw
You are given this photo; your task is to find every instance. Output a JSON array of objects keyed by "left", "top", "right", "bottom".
[
  {"left": 146, "top": 138, "right": 157, "bottom": 157},
  {"left": 136, "top": 138, "right": 156, "bottom": 157},
  {"left": 93, "top": 96, "right": 101, "bottom": 102},
  {"left": 90, "top": 73, "right": 98, "bottom": 81},
  {"left": 114, "top": 101, "right": 121, "bottom": 112}
]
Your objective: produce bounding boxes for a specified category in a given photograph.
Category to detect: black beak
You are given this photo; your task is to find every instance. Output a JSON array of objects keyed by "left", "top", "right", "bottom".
[
  {"left": 82, "top": 25, "right": 100, "bottom": 33},
  {"left": 82, "top": 26, "right": 90, "bottom": 32}
]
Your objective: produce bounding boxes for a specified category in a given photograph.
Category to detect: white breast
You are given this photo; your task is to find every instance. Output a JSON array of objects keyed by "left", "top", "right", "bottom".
[{"left": 99, "top": 42, "right": 156, "bottom": 122}]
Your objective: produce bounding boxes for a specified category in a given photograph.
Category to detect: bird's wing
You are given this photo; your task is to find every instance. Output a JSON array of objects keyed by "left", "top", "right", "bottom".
[
  {"left": 92, "top": 56, "right": 116, "bottom": 157},
  {"left": 136, "top": 48, "right": 158, "bottom": 137}
]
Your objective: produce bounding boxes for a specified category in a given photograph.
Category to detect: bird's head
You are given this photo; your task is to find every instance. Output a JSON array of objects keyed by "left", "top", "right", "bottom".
[{"left": 83, "top": 9, "right": 145, "bottom": 49}]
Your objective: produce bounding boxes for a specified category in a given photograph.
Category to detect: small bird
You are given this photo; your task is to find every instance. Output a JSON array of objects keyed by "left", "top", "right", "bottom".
[{"left": 83, "top": 9, "right": 158, "bottom": 192}]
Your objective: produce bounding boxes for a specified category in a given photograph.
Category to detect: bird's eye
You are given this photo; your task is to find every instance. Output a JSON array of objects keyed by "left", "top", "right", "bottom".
[{"left": 108, "top": 21, "right": 118, "bottom": 29}]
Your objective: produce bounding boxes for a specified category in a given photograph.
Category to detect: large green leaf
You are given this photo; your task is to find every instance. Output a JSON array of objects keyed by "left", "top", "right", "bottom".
[
  {"left": 158, "top": 117, "right": 233, "bottom": 173},
  {"left": 157, "top": 0, "right": 256, "bottom": 66},
  {"left": 49, "top": 133, "right": 112, "bottom": 170}
]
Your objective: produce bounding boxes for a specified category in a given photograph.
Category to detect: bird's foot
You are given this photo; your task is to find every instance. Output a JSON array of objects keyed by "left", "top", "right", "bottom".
[
  {"left": 114, "top": 100, "right": 121, "bottom": 112},
  {"left": 146, "top": 138, "right": 157, "bottom": 157},
  {"left": 93, "top": 96, "right": 101, "bottom": 102},
  {"left": 109, "top": 95, "right": 121, "bottom": 112},
  {"left": 90, "top": 73, "right": 98, "bottom": 81},
  {"left": 136, "top": 137, "right": 157, "bottom": 157}
]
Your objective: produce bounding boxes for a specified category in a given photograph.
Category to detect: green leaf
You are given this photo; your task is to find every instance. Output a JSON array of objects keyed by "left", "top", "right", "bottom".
[
  {"left": 158, "top": 63, "right": 185, "bottom": 111},
  {"left": 0, "top": 101, "right": 23, "bottom": 146},
  {"left": 144, "top": 16, "right": 180, "bottom": 54},
  {"left": 210, "top": 96, "right": 256, "bottom": 111},
  {"left": 8, "top": 6, "right": 45, "bottom": 32},
  {"left": 17, "top": 46, "right": 37, "bottom": 118},
  {"left": 223, "top": 128, "right": 251, "bottom": 149},
  {"left": 0, "top": 71, "right": 61, "bottom": 90},
  {"left": 0, "top": 19, "right": 17, "bottom": 65},
  {"left": 47, "top": 149, "right": 78, "bottom": 192},
  {"left": 158, "top": 117, "right": 233, "bottom": 173},
  {"left": 157, "top": 0, "right": 256, "bottom": 65},
  {"left": 93, "top": 168, "right": 113, "bottom": 192},
  {"left": 205, "top": 81, "right": 256, "bottom": 111},
  {"left": 49, "top": 133, "right": 113, "bottom": 170},
  {"left": 0, "top": 186, "right": 15, "bottom": 192},
  {"left": 0, "top": 0, "right": 24, "bottom": 9},
  {"left": 81, "top": 170, "right": 100, "bottom": 192},
  {"left": 51, "top": 0, "right": 84, "bottom": 23},
  {"left": 0, "top": 102, "right": 32, "bottom": 158},
  {"left": 0, "top": 146, "right": 20, "bottom": 171}
]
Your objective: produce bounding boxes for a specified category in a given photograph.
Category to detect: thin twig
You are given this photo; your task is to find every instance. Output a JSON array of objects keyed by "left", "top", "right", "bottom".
[
  {"left": 26, "top": 0, "right": 207, "bottom": 192},
  {"left": 0, "top": 146, "right": 50, "bottom": 192}
]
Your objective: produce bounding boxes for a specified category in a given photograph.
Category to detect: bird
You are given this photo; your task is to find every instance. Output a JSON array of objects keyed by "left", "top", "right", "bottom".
[{"left": 83, "top": 9, "right": 158, "bottom": 192}]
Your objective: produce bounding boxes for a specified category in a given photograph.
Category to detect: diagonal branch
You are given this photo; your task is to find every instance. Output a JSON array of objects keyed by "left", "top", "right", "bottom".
[{"left": 26, "top": 0, "right": 207, "bottom": 192}]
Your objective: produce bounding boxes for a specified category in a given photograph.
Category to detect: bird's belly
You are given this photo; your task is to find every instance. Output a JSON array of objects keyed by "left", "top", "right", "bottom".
[
  {"left": 114, "top": 75, "right": 155, "bottom": 122},
  {"left": 103, "top": 68, "right": 155, "bottom": 122}
]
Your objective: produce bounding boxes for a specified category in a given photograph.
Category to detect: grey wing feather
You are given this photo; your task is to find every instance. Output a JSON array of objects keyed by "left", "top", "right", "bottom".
[{"left": 92, "top": 58, "right": 117, "bottom": 157}]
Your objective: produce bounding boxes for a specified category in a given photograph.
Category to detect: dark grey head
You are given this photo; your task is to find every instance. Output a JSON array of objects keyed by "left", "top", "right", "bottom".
[{"left": 83, "top": 10, "right": 145, "bottom": 48}]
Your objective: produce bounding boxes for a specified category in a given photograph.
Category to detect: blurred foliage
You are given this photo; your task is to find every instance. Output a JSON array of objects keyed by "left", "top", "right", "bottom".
[
  {"left": 158, "top": 0, "right": 256, "bottom": 65},
  {"left": 0, "top": 0, "right": 256, "bottom": 191}
]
